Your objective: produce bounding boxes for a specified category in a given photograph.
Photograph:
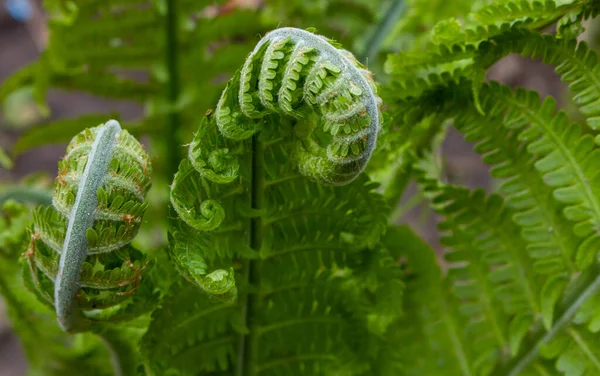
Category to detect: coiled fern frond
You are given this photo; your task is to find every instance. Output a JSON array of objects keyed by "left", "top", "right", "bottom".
[
  {"left": 214, "top": 27, "right": 382, "bottom": 185},
  {"left": 24, "top": 120, "right": 156, "bottom": 334},
  {"left": 141, "top": 27, "right": 402, "bottom": 375}
]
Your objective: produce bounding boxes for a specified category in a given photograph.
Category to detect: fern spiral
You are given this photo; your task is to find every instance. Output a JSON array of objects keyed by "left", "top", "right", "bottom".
[
  {"left": 215, "top": 27, "right": 382, "bottom": 185},
  {"left": 25, "top": 120, "right": 154, "bottom": 333},
  {"left": 170, "top": 27, "right": 384, "bottom": 297},
  {"left": 156, "top": 28, "right": 401, "bottom": 375}
]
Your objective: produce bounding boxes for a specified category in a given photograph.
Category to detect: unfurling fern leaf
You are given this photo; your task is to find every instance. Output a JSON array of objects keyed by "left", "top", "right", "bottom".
[
  {"left": 143, "top": 27, "right": 401, "bottom": 375},
  {"left": 215, "top": 27, "right": 382, "bottom": 185},
  {"left": 170, "top": 26, "right": 384, "bottom": 297},
  {"left": 24, "top": 120, "right": 156, "bottom": 333}
]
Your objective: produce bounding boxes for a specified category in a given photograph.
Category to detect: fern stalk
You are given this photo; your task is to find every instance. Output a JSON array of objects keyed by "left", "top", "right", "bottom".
[
  {"left": 240, "top": 134, "right": 266, "bottom": 376},
  {"left": 55, "top": 120, "right": 121, "bottom": 332},
  {"left": 496, "top": 264, "right": 600, "bottom": 375},
  {"left": 164, "top": 0, "right": 183, "bottom": 180},
  {"left": 360, "top": 0, "right": 407, "bottom": 64},
  {"left": 0, "top": 186, "right": 52, "bottom": 206},
  {"left": 98, "top": 328, "right": 138, "bottom": 376}
]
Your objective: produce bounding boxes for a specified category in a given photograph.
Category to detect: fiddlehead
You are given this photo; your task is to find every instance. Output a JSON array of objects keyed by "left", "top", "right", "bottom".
[
  {"left": 170, "top": 27, "right": 383, "bottom": 297},
  {"left": 214, "top": 27, "right": 382, "bottom": 186},
  {"left": 25, "top": 120, "right": 154, "bottom": 333},
  {"left": 148, "top": 27, "right": 401, "bottom": 375}
]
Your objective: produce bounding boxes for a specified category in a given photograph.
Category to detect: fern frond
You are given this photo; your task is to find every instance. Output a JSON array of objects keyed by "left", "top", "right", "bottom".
[
  {"left": 403, "top": 170, "right": 600, "bottom": 375},
  {"left": 482, "top": 83, "right": 600, "bottom": 270},
  {"left": 449, "top": 82, "right": 600, "bottom": 375},
  {"left": 387, "top": 225, "right": 477, "bottom": 375},
  {"left": 454, "top": 83, "right": 585, "bottom": 326},
  {"left": 385, "top": 1, "right": 586, "bottom": 81},
  {"left": 25, "top": 120, "right": 156, "bottom": 334},
  {"left": 378, "top": 2, "right": 600, "bottom": 374},
  {"left": 389, "top": 65, "right": 600, "bottom": 376},
  {"left": 490, "top": 264, "right": 600, "bottom": 375},
  {"left": 476, "top": 29, "right": 600, "bottom": 130},
  {"left": 141, "top": 278, "right": 241, "bottom": 375},
  {"left": 385, "top": 3, "right": 600, "bottom": 132},
  {"left": 431, "top": 0, "right": 580, "bottom": 45},
  {"left": 142, "top": 27, "right": 401, "bottom": 375},
  {"left": 420, "top": 173, "right": 540, "bottom": 354}
]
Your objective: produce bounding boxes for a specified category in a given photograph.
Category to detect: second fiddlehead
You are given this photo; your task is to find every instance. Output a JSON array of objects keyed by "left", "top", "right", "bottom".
[{"left": 25, "top": 120, "right": 155, "bottom": 333}]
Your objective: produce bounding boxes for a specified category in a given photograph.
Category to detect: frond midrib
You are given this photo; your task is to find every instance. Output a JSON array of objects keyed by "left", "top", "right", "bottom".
[
  {"left": 239, "top": 134, "right": 265, "bottom": 376},
  {"left": 567, "top": 327, "right": 600, "bottom": 370},
  {"left": 500, "top": 93, "right": 600, "bottom": 228},
  {"left": 450, "top": 230, "right": 508, "bottom": 350},
  {"left": 440, "top": 287, "right": 474, "bottom": 376},
  {"left": 494, "top": 265, "right": 600, "bottom": 375}
]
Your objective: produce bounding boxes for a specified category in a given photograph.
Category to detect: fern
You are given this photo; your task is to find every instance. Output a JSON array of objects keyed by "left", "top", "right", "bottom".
[
  {"left": 379, "top": 0, "right": 600, "bottom": 374},
  {"left": 15, "top": 120, "right": 157, "bottom": 375},
  {"left": 0, "top": 0, "right": 387, "bottom": 260},
  {"left": 5, "top": 0, "right": 600, "bottom": 375},
  {"left": 476, "top": 28, "right": 600, "bottom": 129},
  {"left": 140, "top": 27, "right": 402, "bottom": 375},
  {"left": 0, "top": 201, "right": 116, "bottom": 375}
]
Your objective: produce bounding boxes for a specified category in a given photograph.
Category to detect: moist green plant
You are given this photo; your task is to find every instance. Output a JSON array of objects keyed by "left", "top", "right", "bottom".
[{"left": 2, "top": 1, "right": 600, "bottom": 376}]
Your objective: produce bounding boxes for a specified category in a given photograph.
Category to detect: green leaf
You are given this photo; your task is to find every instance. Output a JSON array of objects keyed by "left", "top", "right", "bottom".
[
  {"left": 0, "top": 147, "right": 13, "bottom": 169},
  {"left": 12, "top": 114, "right": 122, "bottom": 155}
]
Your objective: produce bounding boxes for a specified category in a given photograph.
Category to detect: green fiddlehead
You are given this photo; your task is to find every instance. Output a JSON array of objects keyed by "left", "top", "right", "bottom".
[
  {"left": 147, "top": 27, "right": 401, "bottom": 375},
  {"left": 215, "top": 27, "right": 382, "bottom": 186},
  {"left": 170, "top": 27, "right": 383, "bottom": 298},
  {"left": 25, "top": 120, "right": 154, "bottom": 333}
]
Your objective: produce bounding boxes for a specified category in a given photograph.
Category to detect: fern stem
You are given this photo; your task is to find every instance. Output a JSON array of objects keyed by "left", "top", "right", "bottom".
[
  {"left": 0, "top": 274, "right": 36, "bottom": 337},
  {"left": 383, "top": 161, "right": 412, "bottom": 221},
  {"left": 99, "top": 334, "right": 125, "bottom": 376},
  {"left": 440, "top": 291, "right": 474, "bottom": 376},
  {"left": 239, "top": 134, "right": 265, "bottom": 376},
  {"left": 359, "top": 0, "right": 406, "bottom": 64},
  {"left": 164, "top": 0, "right": 182, "bottom": 180},
  {"left": 0, "top": 186, "right": 52, "bottom": 206},
  {"left": 97, "top": 327, "right": 138, "bottom": 376},
  {"left": 500, "top": 265, "right": 600, "bottom": 376},
  {"left": 567, "top": 327, "right": 600, "bottom": 370},
  {"left": 55, "top": 121, "right": 121, "bottom": 332}
]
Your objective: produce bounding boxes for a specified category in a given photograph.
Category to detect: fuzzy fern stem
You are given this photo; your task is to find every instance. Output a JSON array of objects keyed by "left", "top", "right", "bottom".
[{"left": 55, "top": 120, "right": 121, "bottom": 332}]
